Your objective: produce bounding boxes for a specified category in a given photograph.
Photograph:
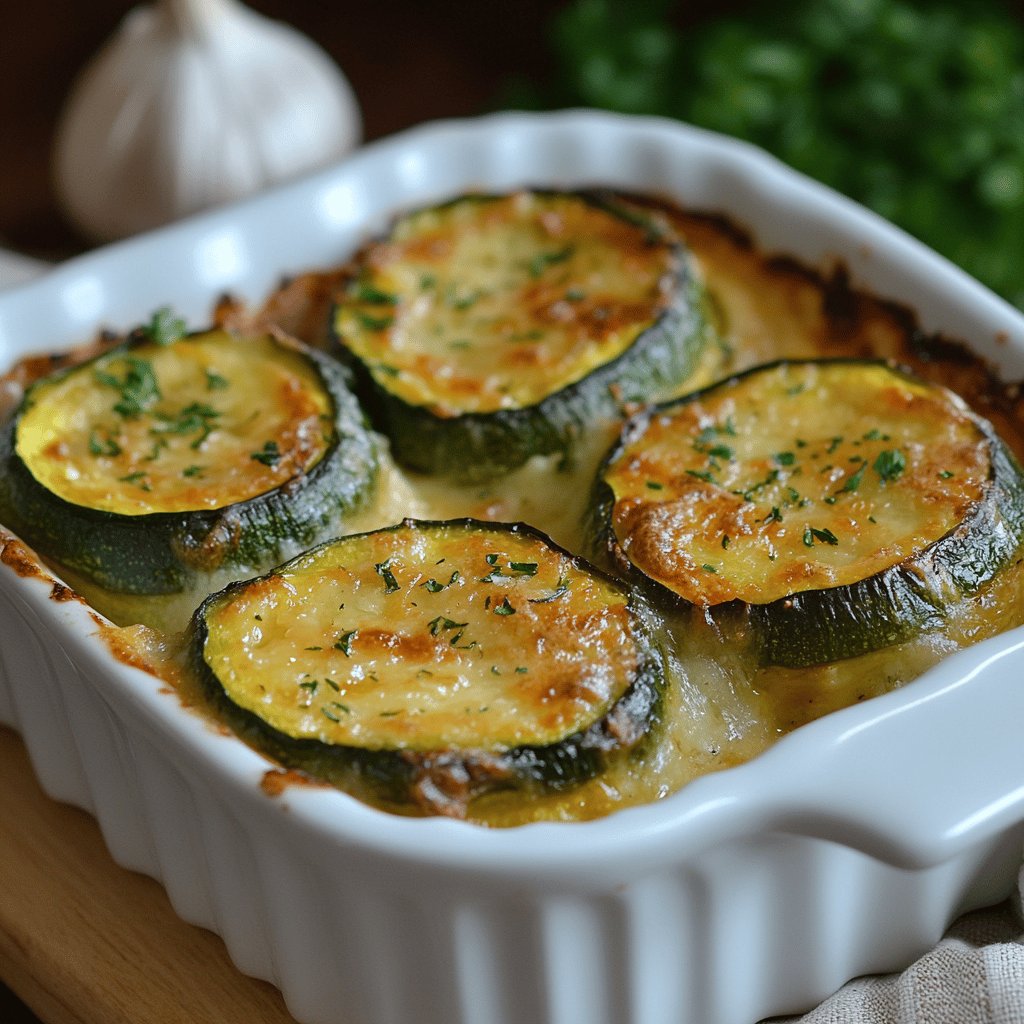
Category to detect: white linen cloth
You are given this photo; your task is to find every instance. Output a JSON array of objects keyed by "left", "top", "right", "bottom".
[{"left": 777, "top": 869, "right": 1024, "bottom": 1023}]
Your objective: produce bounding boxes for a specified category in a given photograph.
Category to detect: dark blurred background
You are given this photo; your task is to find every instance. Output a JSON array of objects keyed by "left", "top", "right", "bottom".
[{"left": 0, "top": 0, "right": 745, "bottom": 260}]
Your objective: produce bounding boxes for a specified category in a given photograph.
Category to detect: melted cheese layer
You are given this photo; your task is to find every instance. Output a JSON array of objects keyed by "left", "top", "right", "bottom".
[
  {"left": 604, "top": 361, "right": 989, "bottom": 605},
  {"left": 201, "top": 522, "right": 639, "bottom": 752},
  {"left": 334, "top": 191, "right": 681, "bottom": 415}
]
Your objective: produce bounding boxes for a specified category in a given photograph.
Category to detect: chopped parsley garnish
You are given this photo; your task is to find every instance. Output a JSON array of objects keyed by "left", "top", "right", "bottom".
[
  {"left": 646, "top": 480, "right": 664, "bottom": 490},
  {"left": 118, "top": 471, "right": 150, "bottom": 492},
  {"left": 182, "top": 464, "right": 204, "bottom": 478},
  {"left": 354, "top": 282, "right": 398, "bottom": 305},
  {"left": 565, "top": 287, "right": 587, "bottom": 301},
  {"left": 422, "top": 570, "right": 460, "bottom": 593},
  {"left": 88, "top": 431, "right": 121, "bottom": 457},
  {"left": 803, "top": 525, "right": 840, "bottom": 547},
  {"left": 204, "top": 368, "right": 229, "bottom": 390},
  {"left": 355, "top": 311, "right": 394, "bottom": 332},
  {"left": 840, "top": 462, "right": 867, "bottom": 493},
  {"left": 826, "top": 436, "right": 844, "bottom": 455},
  {"left": 701, "top": 563, "right": 718, "bottom": 573},
  {"left": 939, "top": 469, "right": 955, "bottom": 479},
  {"left": 774, "top": 451, "right": 796, "bottom": 466},
  {"left": 527, "top": 245, "right": 575, "bottom": 278},
  {"left": 141, "top": 307, "right": 187, "bottom": 347},
  {"left": 374, "top": 559, "right": 400, "bottom": 594},
  {"left": 686, "top": 469, "right": 716, "bottom": 483},
  {"left": 764, "top": 506, "right": 783, "bottom": 523},
  {"left": 509, "top": 561, "right": 538, "bottom": 575},
  {"left": 152, "top": 402, "right": 221, "bottom": 449},
  {"left": 250, "top": 440, "right": 281, "bottom": 466},
  {"left": 529, "top": 575, "right": 571, "bottom": 604},
  {"left": 494, "top": 596, "right": 516, "bottom": 615},
  {"left": 721, "top": 534, "right": 730, "bottom": 549},
  {"left": 95, "top": 356, "right": 161, "bottom": 419},
  {"left": 334, "top": 630, "right": 357, "bottom": 656},
  {"left": 873, "top": 449, "right": 906, "bottom": 483}
]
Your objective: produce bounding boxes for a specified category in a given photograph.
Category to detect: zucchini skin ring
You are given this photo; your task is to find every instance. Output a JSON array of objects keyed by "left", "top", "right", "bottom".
[
  {"left": 331, "top": 190, "right": 710, "bottom": 483},
  {"left": 190, "top": 518, "right": 664, "bottom": 816},
  {"left": 0, "top": 331, "right": 379, "bottom": 596},
  {"left": 588, "top": 358, "right": 1024, "bottom": 667}
]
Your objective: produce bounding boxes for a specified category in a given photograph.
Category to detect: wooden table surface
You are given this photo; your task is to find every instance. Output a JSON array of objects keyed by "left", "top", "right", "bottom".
[{"left": 0, "top": 726, "right": 303, "bottom": 1024}]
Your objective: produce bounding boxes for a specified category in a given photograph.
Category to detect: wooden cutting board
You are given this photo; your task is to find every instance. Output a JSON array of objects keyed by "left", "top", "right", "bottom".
[{"left": 0, "top": 725, "right": 297, "bottom": 1024}]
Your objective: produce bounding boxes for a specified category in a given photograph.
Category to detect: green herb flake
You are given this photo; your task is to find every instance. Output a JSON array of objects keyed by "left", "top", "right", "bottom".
[
  {"left": 873, "top": 449, "right": 906, "bottom": 483},
  {"left": 840, "top": 462, "right": 867, "bottom": 494},
  {"left": 515, "top": 666, "right": 528, "bottom": 674},
  {"left": 355, "top": 311, "right": 394, "bottom": 332},
  {"left": 205, "top": 368, "right": 229, "bottom": 390},
  {"left": 334, "top": 630, "right": 357, "bottom": 657},
  {"left": 701, "top": 563, "right": 718, "bottom": 573},
  {"left": 494, "top": 597, "right": 517, "bottom": 615},
  {"left": 528, "top": 245, "right": 575, "bottom": 278},
  {"left": 250, "top": 440, "right": 281, "bottom": 466},
  {"left": 939, "top": 470, "right": 955, "bottom": 479},
  {"left": 141, "top": 307, "right": 187, "bottom": 347},
  {"left": 721, "top": 534, "right": 730, "bottom": 549},
  {"left": 774, "top": 451, "right": 796, "bottom": 466},
  {"left": 182, "top": 465, "right": 204, "bottom": 478},
  {"left": 826, "top": 436, "right": 844, "bottom": 455},
  {"left": 804, "top": 525, "right": 840, "bottom": 547},
  {"left": 354, "top": 282, "right": 398, "bottom": 305},
  {"left": 686, "top": 469, "right": 716, "bottom": 484},
  {"left": 88, "top": 431, "right": 121, "bottom": 457},
  {"left": 646, "top": 480, "right": 664, "bottom": 490},
  {"left": 509, "top": 562, "right": 538, "bottom": 575},
  {"left": 152, "top": 402, "right": 222, "bottom": 449},
  {"left": 764, "top": 506, "right": 783, "bottom": 523},
  {"left": 118, "top": 471, "right": 150, "bottom": 491},
  {"left": 95, "top": 356, "right": 161, "bottom": 419},
  {"left": 708, "top": 444, "right": 734, "bottom": 460},
  {"left": 422, "top": 570, "right": 460, "bottom": 593},
  {"left": 375, "top": 559, "right": 400, "bottom": 594}
]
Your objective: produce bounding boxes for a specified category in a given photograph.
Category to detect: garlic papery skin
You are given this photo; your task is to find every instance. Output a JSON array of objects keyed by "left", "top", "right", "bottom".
[{"left": 54, "top": 0, "right": 362, "bottom": 242}]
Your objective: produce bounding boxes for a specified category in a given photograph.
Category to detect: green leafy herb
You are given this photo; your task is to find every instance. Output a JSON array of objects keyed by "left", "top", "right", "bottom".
[
  {"left": 701, "top": 563, "right": 718, "bottom": 573},
  {"left": 182, "top": 465, "right": 204, "bottom": 478},
  {"left": 205, "top": 368, "right": 229, "bottom": 390},
  {"left": 646, "top": 480, "right": 664, "bottom": 490},
  {"left": 509, "top": 561, "right": 538, "bottom": 575},
  {"left": 334, "top": 630, "right": 357, "bottom": 656},
  {"left": 873, "top": 449, "right": 906, "bottom": 483},
  {"left": 118, "top": 471, "right": 150, "bottom": 492},
  {"left": 422, "top": 570, "right": 460, "bottom": 593},
  {"left": 494, "top": 596, "right": 516, "bottom": 615},
  {"left": 251, "top": 440, "right": 281, "bottom": 466},
  {"left": 375, "top": 559, "right": 400, "bottom": 594},
  {"left": 840, "top": 462, "right": 867, "bottom": 493},
  {"left": 803, "top": 524, "right": 840, "bottom": 546},
  {"left": 95, "top": 356, "right": 161, "bottom": 419},
  {"left": 141, "top": 307, "right": 187, "bottom": 347},
  {"left": 152, "top": 402, "right": 221, "bottom": 449},
  {"left": 354, "top": 282, "right": 398, "bottom": 305},
  {"left": 355, "top": 311, "right": 394, "bottom": 332},
  {"left": 774, "top": 451, "right": 796, "bottom": 466},
  {"left": 88, "top": 431, "right": 121, "bottom": 457},
  {"left": 527, "top": 245, "right": 575, "bottom": 278}
]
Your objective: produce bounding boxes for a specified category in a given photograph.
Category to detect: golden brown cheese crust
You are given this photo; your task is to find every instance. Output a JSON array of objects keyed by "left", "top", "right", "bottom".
[
  {"left": 334, "top": 191, "right": 682, "bottom": 415},
  {"left": 604, "top": 361, "right": 989, "bottom": 605},
  {"left": 200, "top": 522, "right": 640, "bottom": 752},
  {"left": 16, "top": 332, "right": 332, "bottom": 516}
]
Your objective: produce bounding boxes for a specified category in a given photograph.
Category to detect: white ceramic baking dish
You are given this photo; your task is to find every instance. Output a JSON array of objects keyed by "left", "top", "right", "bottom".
[{"left": 2, "top": 111, "right": 1024, "bottom": 1024}]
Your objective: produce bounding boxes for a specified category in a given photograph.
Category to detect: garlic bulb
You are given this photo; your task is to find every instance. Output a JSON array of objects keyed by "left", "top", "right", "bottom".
[{"left": 54, "top": 0, "right": 362, "bottom": 241}]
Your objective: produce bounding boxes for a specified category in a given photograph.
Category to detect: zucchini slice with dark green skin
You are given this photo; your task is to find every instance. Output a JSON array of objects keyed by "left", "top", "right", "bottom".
[
  {"left": 0, "top": 328, "right": 378, "bottom": 595},
  {"left": 191, "top": 518, "right": 663, "bottom": 817},
  {"left": 331, "top": 190, "right": 709, "bottom": 483},
  {"left": 589, "top": 358, "right": 1024, "bottom": 667}
]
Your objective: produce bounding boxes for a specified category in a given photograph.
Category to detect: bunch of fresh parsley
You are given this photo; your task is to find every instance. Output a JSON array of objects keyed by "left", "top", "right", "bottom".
[{"left": 538, "top": 0, "right": 1024, "bottom": 308}]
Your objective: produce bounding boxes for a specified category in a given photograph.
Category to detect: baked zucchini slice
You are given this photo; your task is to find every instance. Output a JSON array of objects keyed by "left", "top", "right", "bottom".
[
  {"left": 331, "top": 190, "right": 708, "bottom": 482},
  {"left": 191, "top": 518, "right": 662, "bottom": 817},
  {"left": 0, "top": 327, "right": 378, "bottom": 596},
  {"left": 590, "top": 359, "right": 1024, "bottom": 667}
]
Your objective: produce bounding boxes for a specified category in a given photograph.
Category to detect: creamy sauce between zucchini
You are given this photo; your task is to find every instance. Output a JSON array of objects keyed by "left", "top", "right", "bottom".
[{"left": 13, "top": 207, "right": 1024, "bottom": 827}]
